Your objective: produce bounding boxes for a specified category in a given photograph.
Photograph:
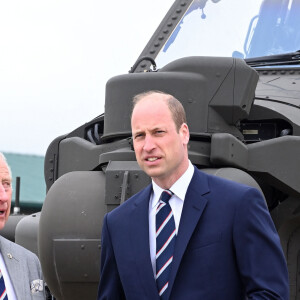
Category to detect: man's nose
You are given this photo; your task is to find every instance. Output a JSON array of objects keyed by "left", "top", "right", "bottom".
[
  {"left": 143, "top": 135, "right": 155, "bottom": 152},
  {"left": 0, "top": 184, "right": 9, "bottom": 202}
]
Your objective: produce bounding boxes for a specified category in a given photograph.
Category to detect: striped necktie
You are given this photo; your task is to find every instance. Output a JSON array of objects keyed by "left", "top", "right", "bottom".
[
  {"left": 0, "top": 269, "right": 8, "bottom": 300},
  {"left": 156, "top": 190, "right": 176, "bottom": 299}
]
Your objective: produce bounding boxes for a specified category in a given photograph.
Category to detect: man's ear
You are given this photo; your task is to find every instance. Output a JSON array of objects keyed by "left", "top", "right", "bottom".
[{"left": 180, "top": 123, "right": 190, "bottom": 145}]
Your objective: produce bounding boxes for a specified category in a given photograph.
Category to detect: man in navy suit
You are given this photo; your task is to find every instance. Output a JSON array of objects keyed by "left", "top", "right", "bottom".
[{"left": 97, "top": 91, "right": 289, "bottom": 299}]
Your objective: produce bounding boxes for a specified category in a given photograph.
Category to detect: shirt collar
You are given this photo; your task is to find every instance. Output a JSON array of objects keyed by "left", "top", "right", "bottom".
[{"left": 151, "top": 160, "right": 194, "bottom": 208}]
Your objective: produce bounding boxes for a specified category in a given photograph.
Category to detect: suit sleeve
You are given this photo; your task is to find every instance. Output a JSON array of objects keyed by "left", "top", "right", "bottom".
[
  {"left": 233, "top": 188, "right": 289, "bottom": 300},
  {"left": 97, "top": 214, "right": 126, "bottom": 300}
]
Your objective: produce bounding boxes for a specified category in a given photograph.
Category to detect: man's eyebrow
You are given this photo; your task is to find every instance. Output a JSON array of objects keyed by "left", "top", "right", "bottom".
[
  {"left": 133, "top": 130, "right": 144, "bottom": 135},
  {"left": 2, "top": 177, "right": 11, "bottom": 182}
]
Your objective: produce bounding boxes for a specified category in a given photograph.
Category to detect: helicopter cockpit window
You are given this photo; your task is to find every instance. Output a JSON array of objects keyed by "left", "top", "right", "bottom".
[{"left": 155, "top": 0, "right": 300, "bottom": 68}]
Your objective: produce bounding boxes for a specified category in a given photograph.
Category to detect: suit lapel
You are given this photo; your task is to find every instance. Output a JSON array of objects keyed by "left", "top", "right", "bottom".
[
  {"left": 129, "top": 185, "right": 160, "bottom": 300},
  {"left": 0, "top": 236, "right": 27, "bottom": 300},
  {"left": 167, "top": 168, "right": 210, "bottom": 298}
]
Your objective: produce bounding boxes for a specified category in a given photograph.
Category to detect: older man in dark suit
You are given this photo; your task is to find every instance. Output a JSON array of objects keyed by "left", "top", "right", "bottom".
[{"left": 97, "top": 91, "right": 289, "bottom": 300}]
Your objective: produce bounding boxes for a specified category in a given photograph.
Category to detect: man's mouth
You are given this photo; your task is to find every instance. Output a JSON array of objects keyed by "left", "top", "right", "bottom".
[
  {"left": 146, "top": 157, "right": 160, "bottom": 162},
  {"left": 0, "top": 210, "right": 5, "bottom": 216}
]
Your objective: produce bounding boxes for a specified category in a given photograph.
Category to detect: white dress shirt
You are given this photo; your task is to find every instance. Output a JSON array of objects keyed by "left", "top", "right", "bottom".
[
  {"left": 0, "top": 251, "right": 17, "bottom": 300},
  {"left": 149, "top": 160, "right": 194, "bottom": 275}
]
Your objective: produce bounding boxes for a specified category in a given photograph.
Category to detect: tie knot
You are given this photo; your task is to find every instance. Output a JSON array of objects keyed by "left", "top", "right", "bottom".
[{"left": 160, "top": 190, "right": 173, "bottom": 204}]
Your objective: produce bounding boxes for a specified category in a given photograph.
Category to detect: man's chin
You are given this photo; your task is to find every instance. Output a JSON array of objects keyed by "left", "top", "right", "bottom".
[{"left": 143, "top": 166, "right": 163, "bottom": 178}]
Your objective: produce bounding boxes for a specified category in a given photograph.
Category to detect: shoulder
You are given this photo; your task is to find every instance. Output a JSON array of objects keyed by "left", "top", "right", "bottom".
[
  {"left": 0, "top": 236, "right": 41, "bottom": 267},
  {"left": 192, "top": 167, "right": 265, "bottom": 208},
  {"left": 194, "top": 167, "right": 261, "bottom": 194}
]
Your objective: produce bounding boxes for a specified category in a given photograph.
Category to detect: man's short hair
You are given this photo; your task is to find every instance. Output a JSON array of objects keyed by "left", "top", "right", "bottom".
[
  {"left": 0, "top": 152, "right": 12, "bottom": 179},
  {"left": 132, "top": 90, "right": 186, "bottom": 132}
]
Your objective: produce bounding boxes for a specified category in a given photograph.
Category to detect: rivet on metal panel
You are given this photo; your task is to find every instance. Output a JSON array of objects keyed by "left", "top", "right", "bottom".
[
  {"left": 163, "top": 30, "right": 169, "bottom": 34},
  {"left": 172, "top": 16, "right": 178, "bottom": 20},
  {"left": 141, "top": 64, "right": 146, "bottom": 68},
  {"left": 180, "top": 2, "right": 186, "bottom": 6},
  {"left": 115, "top": 174, "right": 119, "bottom": 178},
  {"left": 167, "top": 22, "right": 173, "bottom": 27},
  {"left": 150, "top": 50, "right": 156, "bottom": 54},
  {"left": 158, "top": 36, "right": 164, "bottom": 41},
  {"left": 176, "top": 9, "right": 182, "bottom": 13},
  {"left": 154, "top": 43, "right": 160, "bottom": 47},
  {"left": 84, "top": 274, "right": 88, "bottom": 278},
  {"left": 81, "top": 244, "right": 85, "bottom": 249}
]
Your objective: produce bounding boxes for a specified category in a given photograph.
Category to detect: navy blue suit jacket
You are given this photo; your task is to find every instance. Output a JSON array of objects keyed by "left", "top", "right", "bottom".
[{"left": 98, "top": 167, "right": 289, "bottom": 299}]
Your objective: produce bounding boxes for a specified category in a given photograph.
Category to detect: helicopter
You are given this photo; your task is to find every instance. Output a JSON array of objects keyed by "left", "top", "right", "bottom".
[{"left": 5, "top": 0, "right": 300, "bottom": 299}]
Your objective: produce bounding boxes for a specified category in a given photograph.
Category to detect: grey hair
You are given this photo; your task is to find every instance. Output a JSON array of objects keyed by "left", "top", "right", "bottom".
[{"left": 0, "top": 152, "right": 12, "bottom": 179}]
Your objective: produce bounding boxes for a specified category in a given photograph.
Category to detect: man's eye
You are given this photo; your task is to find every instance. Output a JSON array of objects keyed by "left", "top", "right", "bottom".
[{"left": 2, "top": 181, "right": 11, "bottom": 190}]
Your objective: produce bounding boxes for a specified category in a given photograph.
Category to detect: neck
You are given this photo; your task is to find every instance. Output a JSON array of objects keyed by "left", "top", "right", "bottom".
[{"left": 153, "top": 159, "right": 189, "bottom": 190}]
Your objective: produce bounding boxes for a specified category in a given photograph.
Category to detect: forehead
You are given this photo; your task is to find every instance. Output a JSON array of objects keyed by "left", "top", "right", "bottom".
[{"left": 132, "top": 96, "right": 173, "bottom": 126}]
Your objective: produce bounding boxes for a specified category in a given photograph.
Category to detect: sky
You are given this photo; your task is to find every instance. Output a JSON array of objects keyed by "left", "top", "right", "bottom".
[{"left": 0, "top": 0, "right": 174, "bottom": 156}]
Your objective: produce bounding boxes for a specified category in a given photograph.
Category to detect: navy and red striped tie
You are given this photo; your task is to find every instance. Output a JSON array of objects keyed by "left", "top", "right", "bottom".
[
  {"left": 156, "top": 190, "right": 176, "bottom": 299},
  {"left": 0, "top": 269, "right": 8, "bottom": 300}
]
